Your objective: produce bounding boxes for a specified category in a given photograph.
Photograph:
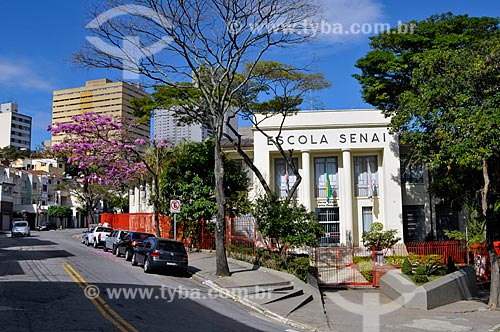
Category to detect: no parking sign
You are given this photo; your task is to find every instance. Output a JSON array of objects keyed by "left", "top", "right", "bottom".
[{"left": 170, "top": 200, "right": 181, "bottom": 213}]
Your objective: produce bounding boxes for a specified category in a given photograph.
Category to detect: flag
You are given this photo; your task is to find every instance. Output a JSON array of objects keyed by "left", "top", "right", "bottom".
[{"left": 325, "top": 167, "right": 331, "bottom": 203}]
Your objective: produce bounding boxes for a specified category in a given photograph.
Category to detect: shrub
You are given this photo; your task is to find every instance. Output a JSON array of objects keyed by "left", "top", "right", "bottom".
[
  {"left": 415, "top": 263, "right": 426, "bottom": 275},
  {"left": 402, "top": 258, "right": 413, "bottom": 275},
  {"left": 423, "top": 262, "right": 444, "bottom": 276},
  {"left": 286, "top": 256, "right": 310, "bottom": 282},
  {"left": 420, "top": 254, "right": 443, "bottom": 265},
  {"left": 414, "top": 274, "right": 429, "bottom": 283},
  {"left": 385, "top": 255, "right": 407, "bottom": 266}
]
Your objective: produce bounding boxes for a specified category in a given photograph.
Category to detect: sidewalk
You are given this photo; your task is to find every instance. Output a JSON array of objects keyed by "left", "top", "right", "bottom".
[
  {"left": 187, "top": 251, "right": 500, "bottom": 332},
  {"left": 323, "top": 287, "right": 500, "bottom": 332},
  {"left": 187, "top": 250, "right": 330, "bottom": 332}
]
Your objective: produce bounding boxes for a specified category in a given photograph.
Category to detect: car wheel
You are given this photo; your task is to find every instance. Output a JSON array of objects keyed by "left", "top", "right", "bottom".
[
  {"left": 103, "top": 245, "right": 108, "bottom": 252},
  {"left": 125, "top": 249, "right": 132, "bottom": 261},
  {"left": 131, "top": 253, "right": 138, "bottom": 266},
  {"left": 93, "top": 240, "right": 98, "bottom": 249},
  {"left": 85, "top": 239, "right": 89, "bottom": 246},
  {"left": 27, "top": 232, "right": 30, "bottom": 237},
  {"left": 144, "top": 258, "right": 153, "bottom": 273},
  {"left": 114, "top": 246, "right": 121, "bottom": 257}
]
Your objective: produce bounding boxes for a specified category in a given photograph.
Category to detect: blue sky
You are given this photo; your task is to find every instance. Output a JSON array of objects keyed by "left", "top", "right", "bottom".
[{"left": 1, "top": 0, "right": 499, "bottom": 149}]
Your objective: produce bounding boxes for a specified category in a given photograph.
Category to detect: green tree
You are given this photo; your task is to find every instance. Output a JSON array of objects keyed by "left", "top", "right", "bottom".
[
  {"left": 47, "top": 206, "right": 72, "bottom": 228},
  {"left": 160, "top": 140, "right": 249, "bottom": 247},
  {"left": 354, "top": 13, "right": 500, "bottom": 308},
  {"left": 0, "top": 145, "right": 29, "bottom": 165},
  {"left": 252, "top": 194, "right": 322, "bottom": 256}
]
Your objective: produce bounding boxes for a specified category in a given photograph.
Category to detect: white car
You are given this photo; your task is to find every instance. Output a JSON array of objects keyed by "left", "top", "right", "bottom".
[
  {"left": 88, "top": 226, "right": 113, "bottom": 248},
  {"left": 11, "top": 221, "right": 30, "bottom": 237}
]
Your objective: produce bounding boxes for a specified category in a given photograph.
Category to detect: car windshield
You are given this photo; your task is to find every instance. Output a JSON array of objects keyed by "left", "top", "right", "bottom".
[
  {"left": 95, "top": 227, "right": 113, "bottom": 232},
  {"left": 13, "top": 222, "right": 28, "bottom": 227},
  {"left": 157, "top": 241, "right": 185, "bottom": 253}
]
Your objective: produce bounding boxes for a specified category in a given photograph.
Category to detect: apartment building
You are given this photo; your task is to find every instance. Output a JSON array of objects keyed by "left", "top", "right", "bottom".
[
  {"left": 51, "top": 78, "right": 150, "bottom": 144},
  {"left": 0, "top": 102, "right": 32, "bottom": 150}
]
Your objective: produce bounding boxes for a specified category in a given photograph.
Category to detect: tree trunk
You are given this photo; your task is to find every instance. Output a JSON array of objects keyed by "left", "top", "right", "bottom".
[
  {"left": 488, "top": 248, "right": 500, "bottom": 309},
  {"left": 481, "top": 159, "right": 500, "bottom": 309},
  {"left": 214, "top": 124, "right": 230, "bottom": 276}
]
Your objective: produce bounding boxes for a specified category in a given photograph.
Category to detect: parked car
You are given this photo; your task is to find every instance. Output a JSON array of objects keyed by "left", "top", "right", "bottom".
[
  {"left": 104, "top": 230, "right": 129, "bottom": 253},
  {"left": 87, "top": 226, "right": 113, "bottom": 248},
  {"left": 11, "top": 221, "right": 31, "bottom": 237},
  {"left": 81, "top": 227, "right": 95, "bottom": 244},
  {"left": 37, "top": 221, "right": 57, "bottom": 231},
  {"left": 115, "top": 231, "right": 156, "bottom": 261},
  {"left": 132, "top": 237, "right": 188, "bottom": 274}
]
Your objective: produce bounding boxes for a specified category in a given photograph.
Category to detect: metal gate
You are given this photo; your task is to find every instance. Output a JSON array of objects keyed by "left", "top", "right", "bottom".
[{"left": 314, "top": 246, "right": 374, "bottom": 287}]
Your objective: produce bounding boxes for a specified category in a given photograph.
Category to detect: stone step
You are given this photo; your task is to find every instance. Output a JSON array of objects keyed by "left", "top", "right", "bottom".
[
  {"left": 247, "top": 288, "right": 304, "bottom": 305},
  {"left": 264, "top": 292, "right": 314, "bottom": 317},
  {"left": 226, "top": 281, "right": 294, "bottom": 295}
]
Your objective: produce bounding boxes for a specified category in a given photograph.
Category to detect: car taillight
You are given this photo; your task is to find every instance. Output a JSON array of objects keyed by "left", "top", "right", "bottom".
[
  {"left": 183, "top": 254, "right": 188, "bottom": 261},
  {"left": 150, "top": 250, "right": 160, "bottom": 257},
  {"left": 131, "top": 241, "right": 139, "bottom": 247},
  {"left": 98, "top": 234, "right": 101, "bottom": 241}
]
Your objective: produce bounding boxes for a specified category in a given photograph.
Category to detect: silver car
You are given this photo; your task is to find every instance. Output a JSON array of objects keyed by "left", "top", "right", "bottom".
[{"left": 11, "top": 221, "right": 30, "bottom": 237}]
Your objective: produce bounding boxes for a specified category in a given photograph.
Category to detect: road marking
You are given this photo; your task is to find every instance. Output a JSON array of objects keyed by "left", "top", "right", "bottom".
[{"left": 61, "top": 263, "right": 139, "bottom": 332}]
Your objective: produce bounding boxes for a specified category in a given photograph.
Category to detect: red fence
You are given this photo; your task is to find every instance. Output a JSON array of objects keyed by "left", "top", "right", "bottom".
[
  {"left": 403, "top": 241, "right": 468, "bottom": 264},
  {"left": 100, "top": 213, "right": 256, "bottom": 250}
]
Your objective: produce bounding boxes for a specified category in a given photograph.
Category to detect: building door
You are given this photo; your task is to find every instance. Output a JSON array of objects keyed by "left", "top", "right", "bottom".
[
  {"left": 317, "top": 207, "right": 340, "bottom": 246},
  {"left": 402, "top": 205, "right": 425, "bottom": 242}
]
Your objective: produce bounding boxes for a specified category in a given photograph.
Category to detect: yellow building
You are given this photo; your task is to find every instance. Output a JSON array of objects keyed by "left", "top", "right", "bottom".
[{"left": 51, "top": 78, "right": 150, "bottom": 144}]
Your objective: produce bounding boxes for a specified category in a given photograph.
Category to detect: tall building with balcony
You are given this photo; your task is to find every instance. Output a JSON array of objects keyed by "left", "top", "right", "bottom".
[
  {"left": 51, "top": 78, "right": 150, "bottom": 144},
  {"left": 0, "top": 102, "right": 32, "bottom": 150}
]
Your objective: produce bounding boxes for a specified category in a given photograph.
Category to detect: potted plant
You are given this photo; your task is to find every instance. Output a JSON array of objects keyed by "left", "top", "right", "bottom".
[{"left": 362, "top": 222, "right": 401, "bottom": 265}]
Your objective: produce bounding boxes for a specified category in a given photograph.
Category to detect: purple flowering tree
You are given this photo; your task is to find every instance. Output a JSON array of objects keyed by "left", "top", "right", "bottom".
[{"left": 49, "top": 112, "right": 147, "bottom": 227}]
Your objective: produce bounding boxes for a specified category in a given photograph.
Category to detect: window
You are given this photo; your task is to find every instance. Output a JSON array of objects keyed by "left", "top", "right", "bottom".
[
  {"left": 317, "top": 207, "right": 340, "bottom": 246},
  {"left": 402, "top": 205, "right": 426, "bottom": 242},
  {"left": 362, "top": 207, "right": 373, "bottom": 234},
  {"left": 400, "top": 154, "right": 424, "bottom": 184},
  {"left": 314, "top": 157, "right": 338, "bottom": 198},
  {"left": 354, "top": 156, "right": 378, "bottom": 197},
  {"left": 274, "top": 158, "right": 298, "bottom": 198},
  {"left": 33, "top": 182, "right": 37, "bottom": 190}
]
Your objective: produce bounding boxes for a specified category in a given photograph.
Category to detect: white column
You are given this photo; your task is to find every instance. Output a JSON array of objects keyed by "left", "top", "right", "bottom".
[
  {"left": 301, "top": 150, "right": 312, "bottom": 211},
  {"left": 342, "top": 149, "right": 353, "bottom": 244}
]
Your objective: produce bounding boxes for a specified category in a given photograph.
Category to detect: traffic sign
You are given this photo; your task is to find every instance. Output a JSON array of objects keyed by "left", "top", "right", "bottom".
[{"left": 170, "top": 200, "right": 181, "bottom": 213}]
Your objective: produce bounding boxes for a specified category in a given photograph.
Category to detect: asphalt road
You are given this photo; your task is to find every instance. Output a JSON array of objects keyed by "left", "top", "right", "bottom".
[{"left": 0, "top": 229, "right": 300, "bottom": 332}]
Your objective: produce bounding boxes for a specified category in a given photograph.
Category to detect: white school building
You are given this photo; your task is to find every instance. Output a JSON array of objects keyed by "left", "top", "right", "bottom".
[{"left": 241, "top": 109, "right": 459, "bottom": 246}]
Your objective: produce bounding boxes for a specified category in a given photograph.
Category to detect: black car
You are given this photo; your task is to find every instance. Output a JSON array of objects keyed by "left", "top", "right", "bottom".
[
  {"left": 131, "top": 238, "right": 188, "bottom": 274},
  {"left": 37, "top": 221, "right": 58, "bottom": 231},
  {"left": 115, "top": 231, "right": 156, "bottom": 261}
]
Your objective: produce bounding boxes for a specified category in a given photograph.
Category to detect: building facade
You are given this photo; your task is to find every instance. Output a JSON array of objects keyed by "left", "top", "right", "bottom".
[
  {"left": 251, "top": 110, "right": 405, "bottom": 246},
  {"left": 0, "top": 102, "right": 32, "bottom": 150},
  {"left": 153, "top": 108, "right": 210, "bottom": 145},
  {"left": 153, "top": 107, "right": 239, "bottom": 145},
  {"left": 51, "top": 78, "right": 150, "bottom": 144}
]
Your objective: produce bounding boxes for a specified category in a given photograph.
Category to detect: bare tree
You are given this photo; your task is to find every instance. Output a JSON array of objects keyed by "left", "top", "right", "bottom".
[{"left": 76, "top": 0, "right": 323, "bottom": 276}]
